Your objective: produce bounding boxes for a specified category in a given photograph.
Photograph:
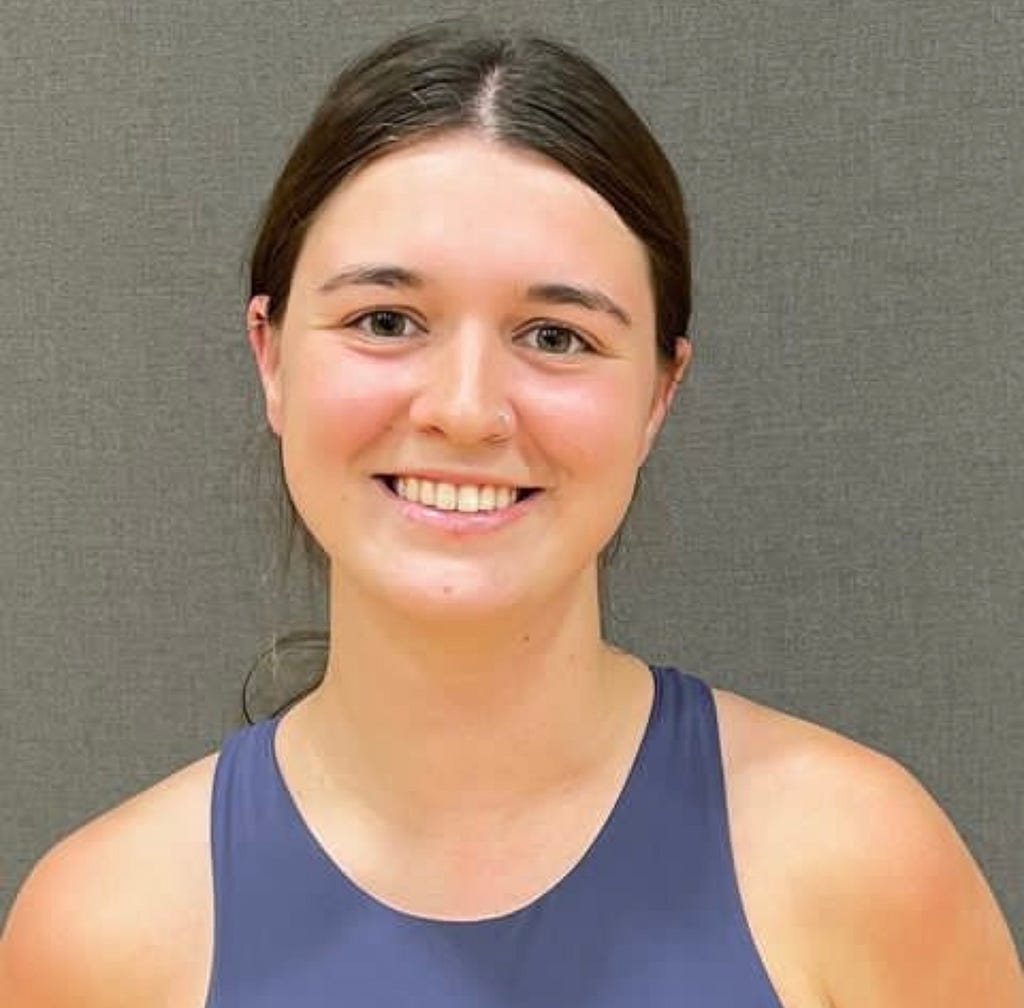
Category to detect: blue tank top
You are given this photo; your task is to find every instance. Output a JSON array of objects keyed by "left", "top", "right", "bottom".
[{"left": 205, "top": 665, "right": 784, "bottom": 1006}]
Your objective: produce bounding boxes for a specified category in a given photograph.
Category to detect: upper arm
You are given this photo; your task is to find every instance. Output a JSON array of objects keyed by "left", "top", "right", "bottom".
[
  {"left": 809, "top": 750, "right": 1023, "bottom": 1007},
  {"left": 1, "top": 754, "right": 216, "bottom": 1008},
  {"left": 0, "top": 830, "right": 148, "bottom": 1008}
]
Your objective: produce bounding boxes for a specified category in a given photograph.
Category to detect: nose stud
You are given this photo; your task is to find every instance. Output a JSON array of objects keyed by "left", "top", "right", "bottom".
[{"left": 492, "top": 409, "right": 513, "bottom": 441}]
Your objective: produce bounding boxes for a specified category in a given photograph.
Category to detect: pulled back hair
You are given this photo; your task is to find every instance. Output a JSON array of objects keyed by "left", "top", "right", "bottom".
[{"left": 242, "top": 17, "right": 692, "bottom": 722}]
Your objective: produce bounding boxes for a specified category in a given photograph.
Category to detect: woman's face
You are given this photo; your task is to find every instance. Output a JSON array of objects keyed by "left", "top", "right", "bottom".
[{"left": 249, "top": 132, "right": 688, "bottom": 618}]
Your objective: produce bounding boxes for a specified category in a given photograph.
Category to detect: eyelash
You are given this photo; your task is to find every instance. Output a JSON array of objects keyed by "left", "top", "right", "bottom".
[{"left": 347, "top": 309, "right": 593, "bottom": 355}]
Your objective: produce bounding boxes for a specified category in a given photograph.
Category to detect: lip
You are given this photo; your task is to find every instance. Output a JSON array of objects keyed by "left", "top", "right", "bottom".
[{"left": 373, "top": 476, "right": 541, "bottom": 535}]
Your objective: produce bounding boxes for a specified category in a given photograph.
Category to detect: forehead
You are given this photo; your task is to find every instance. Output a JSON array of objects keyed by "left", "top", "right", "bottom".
[{"left": 294, "top": 134, "right": 652, "bottom": 311}]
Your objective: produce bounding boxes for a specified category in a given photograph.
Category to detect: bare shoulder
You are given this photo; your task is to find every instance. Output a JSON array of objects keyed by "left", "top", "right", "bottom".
[
  {"left": 0, "top": 748, "right": 219, "bottom": 1008},
  {"left": 712, "top": 687, "right": 1022, "bottom": 1008}
]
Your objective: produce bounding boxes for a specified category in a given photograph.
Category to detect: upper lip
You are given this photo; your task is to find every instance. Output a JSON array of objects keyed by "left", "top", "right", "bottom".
[{"left": 377, "top": 470, "right": 538, "bottom": 489}]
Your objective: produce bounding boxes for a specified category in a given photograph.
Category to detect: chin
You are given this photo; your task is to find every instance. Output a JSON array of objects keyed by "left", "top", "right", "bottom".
[
  {"left": 383, "top": 578, "right": 533, "bottom": 621},
  {"left": 327, "top": 553, "right": 533, "bottom": 618}
]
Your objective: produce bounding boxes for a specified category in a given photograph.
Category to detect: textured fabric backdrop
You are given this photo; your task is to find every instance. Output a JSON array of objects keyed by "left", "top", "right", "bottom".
[{"left": 2, "top": 0, "right": 1021, "bottom": 946}]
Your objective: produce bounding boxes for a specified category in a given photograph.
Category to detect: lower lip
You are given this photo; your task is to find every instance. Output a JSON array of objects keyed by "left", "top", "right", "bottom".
[{"left": 374, "top": 479, "right": 541, "bottom": 535}]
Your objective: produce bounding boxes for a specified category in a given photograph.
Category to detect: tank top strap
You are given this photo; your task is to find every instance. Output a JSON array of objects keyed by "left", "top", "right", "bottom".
[
  {"left": 641, "top": 666, "right": 735, "bottom": 857},
  {"left": 594, "top": 666, "right": 741, "bottom": 918},
  {"left": 207, "top": 714, "right": 347, "bottom": 1005},
  {"left": 641, "top": 667, "right": 781, "bottom": 1003}
]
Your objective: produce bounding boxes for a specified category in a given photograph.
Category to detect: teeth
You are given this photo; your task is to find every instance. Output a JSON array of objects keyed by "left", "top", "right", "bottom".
[
  {"left": 392, "top": 476, "right": 527, "bottom": 513},
  {"left": 435, "top": 482, "right": 457, "bottom": 510}
]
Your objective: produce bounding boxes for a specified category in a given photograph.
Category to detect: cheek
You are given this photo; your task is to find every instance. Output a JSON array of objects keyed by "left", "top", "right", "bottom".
[
  {"left": 527, "top": 372, "right": 649, "bottom": 478},
  {"left": 282, "top": 351, "right": 402, "bottom": 469},
  {"left": 523, "top": 372, "right": 650, "bottom": 553}
]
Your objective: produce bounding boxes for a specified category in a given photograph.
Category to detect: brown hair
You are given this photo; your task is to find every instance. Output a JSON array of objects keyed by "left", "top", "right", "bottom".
[{"left": 243, "top": 17, "right": 692, "bottom": 721}]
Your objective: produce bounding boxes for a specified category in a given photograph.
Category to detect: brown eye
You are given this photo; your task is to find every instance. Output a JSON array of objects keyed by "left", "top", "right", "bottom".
[
  {"left": 352, "top": 310, "right": 417, "bottom": 339},
  {"left": 522, "top": 324, "right": 589, "bottom": 355}
]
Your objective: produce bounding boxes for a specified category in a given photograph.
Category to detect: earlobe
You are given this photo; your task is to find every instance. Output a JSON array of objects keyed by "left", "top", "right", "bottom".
[
  {"left": 246, "top": 295, "right": 283, "bottom": 435},
  {"left": 640, "top": 336, "right": 691, "bottom": 463},
  {"left": 669, "top": 335, "right": 692, "bottom": 391}
]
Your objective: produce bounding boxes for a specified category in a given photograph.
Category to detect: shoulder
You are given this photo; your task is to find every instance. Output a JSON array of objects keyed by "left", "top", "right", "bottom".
[
  {"left": 0, "top": 748, "right": 219, "bottom": 1008},
  {"left": 712, "top": 686, "right": 1022, "bottom": 1007}
]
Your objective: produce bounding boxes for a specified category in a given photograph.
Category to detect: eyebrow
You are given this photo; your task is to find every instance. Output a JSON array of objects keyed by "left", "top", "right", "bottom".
[
  {"left": 315, "top": 263, "right": 632, "bottom": 327},
  {"left": 316, "top": 264, "right": 422, "bottom": 295}
]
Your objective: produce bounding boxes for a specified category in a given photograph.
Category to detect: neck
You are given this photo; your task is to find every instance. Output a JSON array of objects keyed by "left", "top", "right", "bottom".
[{"left": 285, "top": 566, "right": 646, "bottom": 833}]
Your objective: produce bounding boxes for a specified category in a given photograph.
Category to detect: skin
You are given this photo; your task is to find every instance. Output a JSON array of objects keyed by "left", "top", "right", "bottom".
[
  {"left": 1, "top": 133, "right": 1020, "bottom": 1008},
  {"left": 246, "top": 132, "right": 688, "bottom": 843}
]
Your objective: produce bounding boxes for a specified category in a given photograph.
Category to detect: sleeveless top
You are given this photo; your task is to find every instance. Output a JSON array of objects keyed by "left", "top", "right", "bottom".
[{"left": 204, "top": 666, "right": 784, "bottom": 1007}]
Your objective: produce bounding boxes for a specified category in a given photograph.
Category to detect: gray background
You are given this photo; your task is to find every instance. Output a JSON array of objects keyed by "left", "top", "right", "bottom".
[{"left": 2, "top": 0, "right": 1021, "bottom": 949}]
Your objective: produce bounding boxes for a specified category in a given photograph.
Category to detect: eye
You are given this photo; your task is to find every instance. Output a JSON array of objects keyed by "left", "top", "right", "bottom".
[
  {"left": 519, "top": 323, "right": 591, "bottom": 356},
  {"left": 349, "top": 309, "right": 420, "bottom": 340}
]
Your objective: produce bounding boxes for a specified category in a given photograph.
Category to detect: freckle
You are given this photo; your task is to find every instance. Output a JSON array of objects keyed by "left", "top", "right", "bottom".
[{"left": 442, "top": 584, "right": 453, "bottom": 596}]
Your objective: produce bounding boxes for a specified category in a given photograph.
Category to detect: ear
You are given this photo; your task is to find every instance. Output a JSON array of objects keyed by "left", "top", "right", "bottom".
[
  {"left": 639, "top": 336, "right": 691, "bottom": 463},
  {"left": 246, "top": 295, "right": 283, "bottom": 436}
]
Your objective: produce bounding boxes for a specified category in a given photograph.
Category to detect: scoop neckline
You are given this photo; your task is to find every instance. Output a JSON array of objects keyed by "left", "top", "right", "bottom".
[{"left": 263, "top": 663, "right": 665, "bottom": 928}]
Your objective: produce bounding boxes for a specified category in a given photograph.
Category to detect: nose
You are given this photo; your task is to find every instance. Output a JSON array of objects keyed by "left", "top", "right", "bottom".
[{"left": 408, "top": 325, "right": 513, "bottom": 446}]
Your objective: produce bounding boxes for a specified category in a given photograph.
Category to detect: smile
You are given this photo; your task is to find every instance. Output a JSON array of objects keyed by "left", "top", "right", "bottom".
[{"left": 378, "top": 475, "right": 540, "bottom": 513}]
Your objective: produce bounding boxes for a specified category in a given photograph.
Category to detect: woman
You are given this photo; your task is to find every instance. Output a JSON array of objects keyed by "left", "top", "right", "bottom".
[{"left": 2, "top": 19, "right": 1019, "bottom": 1008}]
